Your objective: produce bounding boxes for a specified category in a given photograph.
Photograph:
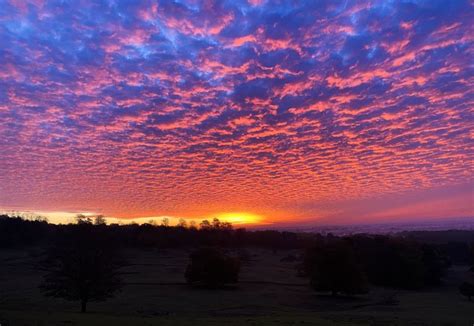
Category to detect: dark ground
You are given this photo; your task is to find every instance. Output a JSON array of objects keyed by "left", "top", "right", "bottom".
[{"left": 1, "top": 247, "right": 473, "bottom": 326}]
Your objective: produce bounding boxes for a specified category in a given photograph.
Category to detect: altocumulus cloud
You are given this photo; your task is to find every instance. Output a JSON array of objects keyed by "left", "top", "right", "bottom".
[{"left": 0, "top": 0, "right": 472, "bottom": 223}]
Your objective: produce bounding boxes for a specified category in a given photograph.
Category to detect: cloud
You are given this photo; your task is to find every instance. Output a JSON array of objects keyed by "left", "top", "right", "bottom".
[{"left": 0, "top": 0, "right": 472, "bottom": 223}]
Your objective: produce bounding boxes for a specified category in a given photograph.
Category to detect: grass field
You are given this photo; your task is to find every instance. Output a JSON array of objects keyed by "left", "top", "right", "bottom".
[{"left": 1, "top": 247, "right": 473, "bottom": 325}]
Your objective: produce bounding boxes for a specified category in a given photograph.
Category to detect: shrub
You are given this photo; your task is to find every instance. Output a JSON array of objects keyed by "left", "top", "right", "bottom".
[
  {"left": 353, "top": 236, "right": 449, "bottom": 289},
  {"left": 185, "top": 248, "right": 240, "bottom": 288},
  {"left": 304, "top": 239, "right": 368, "bottom": 296}
]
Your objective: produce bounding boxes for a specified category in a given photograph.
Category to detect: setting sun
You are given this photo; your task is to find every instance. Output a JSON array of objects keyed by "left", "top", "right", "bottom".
[{"left": 214, "top": 212, "right": 263, "bottom": 225}]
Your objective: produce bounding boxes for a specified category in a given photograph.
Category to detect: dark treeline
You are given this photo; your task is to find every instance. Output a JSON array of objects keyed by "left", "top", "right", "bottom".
[
  {"left": 1, "top": 214, "right": 473, "bottom": 267},
  {"left": 0, "top": 214, "right": 304, "bottom": 249},
  {"left": 303, "top": 234, "right": 451, "bottom": 292},
  {"left": 2, "top": 214, "right": 473, "bottom": 312}
]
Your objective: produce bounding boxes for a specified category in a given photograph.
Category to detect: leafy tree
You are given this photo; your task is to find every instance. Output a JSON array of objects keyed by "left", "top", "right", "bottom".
[
  {"left": 189, "top": 220, "right": 197, "bottom": 229},
  {"left": 469, "top": 242, "right": 474, "bottom": 272},
  {"left": 216, "top": 219, "right": 232, "bottom": 230},
  {"left": 185, "top": 248, "right": 240, "bottom": 288},
  {"left": 304, "top": 239, "right": 368, "bottom": 296},
  {"left": 199, "top": 218, "right": 232, "bottom": 231},
  {"left": 353, "top": 236, "right": 449, "bottom": 289},
  {"left": 147, "top": 219, "right": 157, "bottom": 226},
  {"left": 200, "top": 219, "right": 211, "bottom": 230},
  {"left": 421, "top": 244, "right": 449, "bottom": 286},
  {"left": 75, "top": 214, "right": 92, "bottom": 225},
  {"left": 459, "top": 282, "right": 474, "bottom": 301},
  {"left": 177, "top": 218, "right": 187, "bottom": 228},
  {"left": 34, "top": 215, "right": 49, "bottom": 223},
  {"left": 40, "top": 225, "right": 124, "bottom": 312}
]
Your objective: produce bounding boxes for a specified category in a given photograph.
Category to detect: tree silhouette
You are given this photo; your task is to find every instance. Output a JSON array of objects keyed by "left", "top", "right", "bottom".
[
  {"left": 200, "top": 219, "right": 211, "bottom": 230},
  {"left": 94, "top": 215, "right": 106, "bottom": 225},
  {"left": 189, "top": 220, "right": 197, "bottom": 229},
  {"left": 353, "top": 236, "right": 449, "bottom": 289},
  {"left": 75, "top": 214, "right": 92, "bottom": 225},
  {"left": 161, "top": 217, "right": 169, "bottom": 227},
  {"left": 177, "top": 218, "right": 187, "bottom": 228},
  {"left": 304, "top": 239, "right": 368, "bottom": 296},
  {"left": 469, "top": 242, "right": 474, "bottom": 272},
  {"left": 185, "top": 247, "right": 240, "bottom": 288},
  {"left": 40, "top": 225, "right": 123, "bottom": 312},
  {"left": 212, "top": 218, "right": 232, "bottom": 230}
]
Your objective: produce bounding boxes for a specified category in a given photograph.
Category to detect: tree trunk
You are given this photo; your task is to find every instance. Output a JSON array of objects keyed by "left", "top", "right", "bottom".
[{"left": 81, "top": 299, "right": 87, "bottom": 313}]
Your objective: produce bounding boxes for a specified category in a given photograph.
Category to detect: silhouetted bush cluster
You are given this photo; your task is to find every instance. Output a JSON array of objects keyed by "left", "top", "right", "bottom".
[
  {"left": 303, "top": 238, "right": 368, "bottom": 295},
  {"left": 185, "top": 247, "right": 240, "bottom": 288},
  {"left": 302, "top": 235, "right": 451, "bottom": 293},
  {"left": 351, "top": 235, "right": 450, "bottom": 289}
]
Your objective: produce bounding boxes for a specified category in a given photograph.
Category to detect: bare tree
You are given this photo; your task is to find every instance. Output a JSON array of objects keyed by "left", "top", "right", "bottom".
[
  {"left": 94, "top": 215, "right": 106, "bottom": 225},
  {"left": 161, "top": 217, "right": 169, "bottom": 227}
]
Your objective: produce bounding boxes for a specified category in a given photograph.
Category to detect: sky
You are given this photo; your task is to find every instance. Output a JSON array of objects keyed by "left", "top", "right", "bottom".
[{"left": 0, "top": 0, "right": 473, "bottom": 226}]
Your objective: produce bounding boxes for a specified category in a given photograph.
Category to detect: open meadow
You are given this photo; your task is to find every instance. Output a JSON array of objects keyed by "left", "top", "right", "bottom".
[{"left": 1, "top": 246, "right": 473, "bottom": 326}]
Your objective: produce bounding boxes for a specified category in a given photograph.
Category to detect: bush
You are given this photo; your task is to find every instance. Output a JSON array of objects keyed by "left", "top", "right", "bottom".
[
  {"left": 304, "top": 239, "right": 368, "bottom": 296},
  {"left": 469, "top": 242, "right": 474, "bottom": 272},
  {"left": 185, "top": 248, "right": 240, "bottom": 288},
  {"left": 353, "top": 236, "right": 449, "bottom": 289}
]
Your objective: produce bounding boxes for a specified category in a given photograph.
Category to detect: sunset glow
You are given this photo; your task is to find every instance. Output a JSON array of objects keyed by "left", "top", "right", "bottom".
[
  {"left": 0, "top": 0, "right": 472, "bottom": 226},
  {"left": 214, "top": 212, "right": 263, "bottom": 225}
]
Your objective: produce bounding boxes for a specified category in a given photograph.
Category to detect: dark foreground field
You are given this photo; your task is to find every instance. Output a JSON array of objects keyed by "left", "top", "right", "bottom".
[{"left": 1, "top": 247, "right": 473, "bottom": 326}]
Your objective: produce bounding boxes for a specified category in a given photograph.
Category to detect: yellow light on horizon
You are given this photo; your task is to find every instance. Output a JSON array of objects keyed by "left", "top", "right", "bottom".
[
  {"left": 2, "top": 209, "right": 265, "bottom": 226},
  {"left": 214, "top": 212, "right": 263, "bottom": 225}
]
